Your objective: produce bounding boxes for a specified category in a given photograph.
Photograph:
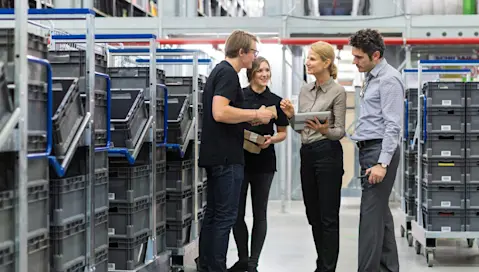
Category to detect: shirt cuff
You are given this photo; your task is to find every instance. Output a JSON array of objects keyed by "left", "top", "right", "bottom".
[{"left": 378, "top": 152, "right": 393, "bottom": 166}]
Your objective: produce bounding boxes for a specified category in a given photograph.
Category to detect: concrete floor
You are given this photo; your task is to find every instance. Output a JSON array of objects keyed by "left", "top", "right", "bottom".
[
  {"left": 219, "top": 198, "right": 479, "bottom": 272},
  {"left": 183, "top": 197, "right": 479, "bottom": 271}
]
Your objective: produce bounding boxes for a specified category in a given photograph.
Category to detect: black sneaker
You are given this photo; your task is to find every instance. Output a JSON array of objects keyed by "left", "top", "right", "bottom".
[
  {"left": 247, "top": 266, "right": 258, "bottom": 272},
  {"left": 227, "top": 261, "right": 248, "bottom": 272}
]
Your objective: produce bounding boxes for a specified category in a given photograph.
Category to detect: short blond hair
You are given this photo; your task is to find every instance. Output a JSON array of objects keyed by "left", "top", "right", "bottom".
[{"left": 225, "top": 30, "right": 258, "bottom": 58}]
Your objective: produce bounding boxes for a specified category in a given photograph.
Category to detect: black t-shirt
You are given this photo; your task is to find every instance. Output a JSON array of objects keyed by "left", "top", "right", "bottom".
[
  {"left": 241, "top": 86, "right": 289, "bottom": 173},
  {"left": 198, "top": 60, "right": 245, "bottom": 167}
]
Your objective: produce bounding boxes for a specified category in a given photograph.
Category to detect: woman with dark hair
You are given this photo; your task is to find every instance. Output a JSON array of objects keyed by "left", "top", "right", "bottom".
[
  {"left": 281, "top": 41, "right": 346, "bottom": 272},
  {"left": 228, "top": 56, "right": 289, "bottom": 272}
]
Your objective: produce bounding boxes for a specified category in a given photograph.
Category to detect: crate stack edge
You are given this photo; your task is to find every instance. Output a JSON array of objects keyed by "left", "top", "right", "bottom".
[
  {"left": 107, "top": 66, "right": 168, "bottom": 270},
  {"left": 465, "top": 82, "right": 479, "bottom": 231},
  {"left": 165, "top": 75, "right": 207, "bottom": 251},
  {"left": 420, "top": 81, "right": 469, "bottom": 233},
  {"left": 48, "top": 49, "right": 110, "bottom": 272}
]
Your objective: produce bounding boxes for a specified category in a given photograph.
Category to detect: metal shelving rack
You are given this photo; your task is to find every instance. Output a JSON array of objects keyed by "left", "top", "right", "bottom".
[
  {"left": 398, "top": 68, "right": 471, "bottom": 246},
  {"left": 409, "top": 59, "right": 479, "bottom": 267},
  {"left": 0, "top": 7, "right": 97, "bottom": 272}
]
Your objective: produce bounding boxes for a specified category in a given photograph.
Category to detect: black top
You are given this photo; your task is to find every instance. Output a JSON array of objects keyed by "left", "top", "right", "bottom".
[
  {"left": 241, "top": 86, "right": 289, "bottom": 173},
  {"left": 198, "top": 60, "right": 245, "bottom": 167}
]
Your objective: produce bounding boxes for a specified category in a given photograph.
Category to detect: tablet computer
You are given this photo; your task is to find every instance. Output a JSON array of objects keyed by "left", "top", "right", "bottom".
[{"left": 291, "top": 111, "right": 331, "bottom": 130}]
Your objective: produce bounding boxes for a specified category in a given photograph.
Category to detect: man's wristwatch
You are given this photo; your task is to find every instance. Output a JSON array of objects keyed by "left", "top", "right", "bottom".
[{"left": 378, "top": 163, "right": 388, "bottom": 169}]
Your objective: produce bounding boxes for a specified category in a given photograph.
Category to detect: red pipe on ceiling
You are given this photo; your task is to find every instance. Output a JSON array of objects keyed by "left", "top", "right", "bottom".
[{"left": 114, "top": 37, "right": 479, "bottom": 46}]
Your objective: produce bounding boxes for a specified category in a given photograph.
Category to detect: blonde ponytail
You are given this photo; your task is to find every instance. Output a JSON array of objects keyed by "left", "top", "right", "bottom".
[{"left": 330, "top": 63, "right": 338, "bottom": 79}]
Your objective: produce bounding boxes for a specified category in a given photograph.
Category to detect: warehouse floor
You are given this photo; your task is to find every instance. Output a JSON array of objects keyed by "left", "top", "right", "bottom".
[{"left": 185, "top": 197, "right": 479, "bottom": 271}]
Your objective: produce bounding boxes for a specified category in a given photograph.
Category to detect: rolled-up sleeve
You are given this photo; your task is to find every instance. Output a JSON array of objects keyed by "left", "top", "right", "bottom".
[{"left": 378, "top": 77, "right": 404, "bottom": 165}]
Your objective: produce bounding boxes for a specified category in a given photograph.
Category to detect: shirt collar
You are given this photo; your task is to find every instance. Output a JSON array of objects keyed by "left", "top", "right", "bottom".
[
  {"left": 309, "top": 76, "right": 334, "bottom": 92},
  {"left": 367, "top": 58, "right": 388, "bottom": 78},
  {"left": 247, "top": 85, "right": 270, "bottom": 97}
]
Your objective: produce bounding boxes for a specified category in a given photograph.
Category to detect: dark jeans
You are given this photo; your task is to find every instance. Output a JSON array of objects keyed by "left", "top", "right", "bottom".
[
  {"left": 232, "top": 171, "right": 275, "bottom": 268},
  {"left": 198, "top": 164, "right": 244, "bottom": 272},
  {"left": 300, "top": 139, "right": 344, "bottom": 272},
  {"left": 358, "top": 140, "right": 400, "bottom": 272}
]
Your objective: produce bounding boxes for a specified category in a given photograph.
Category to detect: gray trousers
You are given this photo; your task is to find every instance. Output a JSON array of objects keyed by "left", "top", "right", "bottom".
[{"left": 357, "top": 140, "right": 400, "bottom": 272}]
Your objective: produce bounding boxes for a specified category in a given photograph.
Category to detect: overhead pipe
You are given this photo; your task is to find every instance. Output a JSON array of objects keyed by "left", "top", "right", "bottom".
[{"left": 110, "top": 37, "right": 479, "bottom": 46}]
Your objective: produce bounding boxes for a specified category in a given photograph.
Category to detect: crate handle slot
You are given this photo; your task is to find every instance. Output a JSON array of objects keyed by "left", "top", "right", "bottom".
[
  {"left": 438, "top": 186, "right": 455, "bottom": 191},
  {"left": 438, "top": 212, "right": 455, "bottom": 216},
  {"left": 437, "top": 135, "right": 454, "bottom": 140}
]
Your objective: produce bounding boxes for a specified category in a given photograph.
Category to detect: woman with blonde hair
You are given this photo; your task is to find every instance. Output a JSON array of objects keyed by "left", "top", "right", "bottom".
[{"left": 280, "top": 41, "right": 346, "bottom": 272}]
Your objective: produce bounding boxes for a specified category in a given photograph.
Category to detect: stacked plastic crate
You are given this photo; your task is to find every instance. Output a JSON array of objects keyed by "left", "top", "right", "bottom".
[
  {"left": 420, "top": 82, "right": 466, "bottom": 232},
  {"left": 107, "top": 66, "right": 167, "bottom": 270},
  {"left": 0, "top": 29, "right": 50, "bottom": 272},
  {"left": 48, "top": 49, "right": 110, "bottom": 272},
  {"left": 465, "top": 82, "right": 479, "bottom": 231},
  {"left": 164, "top": 76, "right": 207, "bottom": 250},
  {"left": 404, "top": 87, "right": 418, "bottom": 217}
]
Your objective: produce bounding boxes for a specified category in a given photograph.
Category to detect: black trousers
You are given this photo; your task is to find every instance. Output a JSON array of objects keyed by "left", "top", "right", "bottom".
[
  {"left": 300, "top": 139, "right": 344, "bottom": 272},
  {"left": 232, "top": 171, "right": 275, "bottom": 268}
]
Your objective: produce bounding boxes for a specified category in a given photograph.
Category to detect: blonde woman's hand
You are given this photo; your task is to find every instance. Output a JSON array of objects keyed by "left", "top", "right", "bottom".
[{"left": 280, "top": 99, "right": 294, "bottom": 119}]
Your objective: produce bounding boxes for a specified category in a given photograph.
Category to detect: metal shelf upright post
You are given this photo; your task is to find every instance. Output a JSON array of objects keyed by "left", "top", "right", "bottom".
[
  {"left": 0, "top": 7, "right": 97, "bottom": 272},
  {"left": 410, "top": 59, "right": 479, "bottom": 267},
  {"left": 399, "top": 68, "right": 471, "bottom": 247}
]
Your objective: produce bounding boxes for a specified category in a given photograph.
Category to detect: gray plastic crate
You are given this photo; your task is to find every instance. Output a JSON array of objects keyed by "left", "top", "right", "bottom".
[
  {"left": 156, "top": 223, "right": 166, "bottom": 255},
  {"left": 466, "top": 109, "right": 479, "bottom": 133},
  {"left": 94, "top": 170, "right": 109, "bottom": 212},
  {"left": 421, "top": 182, "right": 465, "bottom": 209},
  {"left": 94, "top": 246, "right": 109, "bottom": 272},
  {"left": 166, "top": 217, "right": 192, "bottom": 248},
  {"left": 167, "top": 94, "right": 192, "bottom": 145},
  {"left": 0, "top": 29, "right": 48, "bottom": 83},
  {"left": 108, "top": 164, "right": 151, "bottom": 202},
  {"left": 80, "top": 90, "right": 108, "bottom": 147},
  {"left": 405, "top": 108, "right": 417, "bottom": 137},
  {"left": 403, "top": 150, "right": 417, "bottom": 177},
  {"left": 108, "top": 196, "right": 151, "bottom": 238},
  {"left": 421, "top": 208, "right": 466, "bottom": 232},
  {"left": 426, "top": 108, "right": 465, "bottom": 134},
  {"left": 423, "top": 81, "right": 465, "bottom": 108},
  {"left": 466, "top": 134, "right": 479, "bottom": 159},
  {"left": 50, "top": 145, "right": 108, "bottom": 179},
  {"left": 466, "top": 82, "right": 479, "bottom": 108},
  {"left": 95, "top": 207, "right": 109, "bottom": 250},
  {"left": 156, "top": 192, "right": 166, "bottom": 227},
  {"left": 156, "top": 160, "right": 166, "bottom": 194},
  {"left": 406, "top": 88, "right": 418, "bottom": 110},
  {"left": 108, "top": 229, "right": 150, "bottom": 271},
  {"left": 50, "top": 216, "right": 87, "bottom": 271},
  {"left": 110, "top": 89, "right": 149, "bottom": 149},
  {"left": 48, "top": 50, "right": 107, "bottom": 90},
  {"left": 51, "top": 77, "right": 85, "bottom": 156},
  {"left": 403, "top": 173, "right": 416, "bottom": 198},
  {"left": 466, "top": 210, "right": 479, "bottom": 231},
  {"left": 466, "top": 160, "right": 479, "bottom": 184},
  {"left": 50, "top": 170, "right": 108, "bottom": 226},
  {"left": 466, "top": 184, "right": 479, "bottom": 209},
  {"left": 405, "top": 198, "right": 417, "bottom": 217},
  {"left": 0, "top": 154, "right": 48, "bottom": 190},
  {"left": 422, "top": 133, "right": 465, "bottom": 159},
  {"left": 165, "top": 76, "right": 207, "bottom": 94},
  {"left": 0, "top": 180, "right": 49, "bottom": 244},
  {"left": 166, "top": 159, "right": 194, "bottom": 193},
  {"left": 107, "top": 66, "right": 165, "bottom": 93},
  {"left": 422, "top": 159, "right": 465, "bottom": 185},
  {"left": 166, "top": 189, "right": 193, "bottom": 222},
  {"left": 0, "top": 228, "right": 50, "bottom": 272}
]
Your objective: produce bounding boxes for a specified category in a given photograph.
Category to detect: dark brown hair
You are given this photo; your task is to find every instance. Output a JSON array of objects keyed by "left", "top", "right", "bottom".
[{"left": 246, "top": 56, "right": 271, "bottom": 82}]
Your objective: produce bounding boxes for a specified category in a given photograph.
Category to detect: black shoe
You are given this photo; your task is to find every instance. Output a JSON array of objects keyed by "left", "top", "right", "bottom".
[
  {"left": 227, "top": 261, "right": 248, "bottom": 271},
  {"left": 247, "top": 266, "right": 258, "bottom": 272}
]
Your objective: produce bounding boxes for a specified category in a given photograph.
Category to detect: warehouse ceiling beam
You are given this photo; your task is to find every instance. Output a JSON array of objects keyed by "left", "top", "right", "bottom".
[{"left": 38, "top": 14, "right": 479, "bottom": 40}]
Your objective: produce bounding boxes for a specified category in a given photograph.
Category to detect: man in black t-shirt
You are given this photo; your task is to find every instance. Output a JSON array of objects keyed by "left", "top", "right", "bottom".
[{"left": 197, "top": 30, "right": 274, "bottom": 272}]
